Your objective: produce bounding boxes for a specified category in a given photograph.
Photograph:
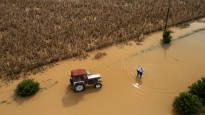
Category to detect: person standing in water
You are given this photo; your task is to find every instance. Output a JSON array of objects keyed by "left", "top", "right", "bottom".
[{"left": 137, "top": 66, "right": 144, "bottom": 78}]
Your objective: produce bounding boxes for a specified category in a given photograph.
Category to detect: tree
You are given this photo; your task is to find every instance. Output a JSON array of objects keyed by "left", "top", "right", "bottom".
[
  {"left": 189, "top": 77, "right": 205, "bottom": 104},
  {"left": 173, "top": 92, "right": 202, "bottom": 115}
]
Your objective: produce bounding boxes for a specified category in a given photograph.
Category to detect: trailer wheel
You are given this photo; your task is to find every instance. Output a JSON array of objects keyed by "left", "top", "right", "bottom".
[
  {"left": 74, "top": 84, "right": 85, "bottom": 92},
  {"left": 94, "top": 83, "right": 102, "bottom": 89}
]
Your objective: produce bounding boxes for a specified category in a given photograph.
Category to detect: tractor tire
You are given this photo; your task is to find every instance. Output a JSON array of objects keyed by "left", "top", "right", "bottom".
[
  {"left": 74, "top": 84, "right": 85, "bottom": 92},
  {"left": 94, "top": 83, "right": 102, "bottom": 89},
  {"left": 70, "top": 79, "right": 73, "bottom": 85}
]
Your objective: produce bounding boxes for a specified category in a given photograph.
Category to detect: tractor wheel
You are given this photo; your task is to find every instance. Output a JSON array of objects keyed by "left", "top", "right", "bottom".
[
  {"left": 70, "top": 79, "right": 73, "bottom": 85},
  {"left": 94, "top": 83, "right": 102, "bottom": 89},
  {"left": 74, "top": 84, "right": 85, "bottom": 92}
]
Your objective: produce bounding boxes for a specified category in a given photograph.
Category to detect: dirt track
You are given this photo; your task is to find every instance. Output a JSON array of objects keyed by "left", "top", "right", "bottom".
[
  {"left": 0, "top": 19, "right": 205, "bottom": 115},
  {"left": 0, "top": 0, "right": 205, "bottom": 79}
]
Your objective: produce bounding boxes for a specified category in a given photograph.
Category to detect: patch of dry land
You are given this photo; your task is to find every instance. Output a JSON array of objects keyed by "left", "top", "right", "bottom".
[
  {"left": 0, "top": 0, "right": 205, "bottom": 79},
  {"left": 0, "top": 19, "right": 205, "bottom": 115}
]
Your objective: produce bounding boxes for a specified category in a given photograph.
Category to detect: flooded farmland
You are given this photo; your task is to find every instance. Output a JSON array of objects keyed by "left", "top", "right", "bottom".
[{"left": 0, "top": 19, "right": 205, "bottom": 115}]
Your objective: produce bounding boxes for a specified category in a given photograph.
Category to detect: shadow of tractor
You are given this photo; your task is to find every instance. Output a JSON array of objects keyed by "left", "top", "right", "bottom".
[{"left": 62, "top": 85, "right": 101, "bottom": 107}]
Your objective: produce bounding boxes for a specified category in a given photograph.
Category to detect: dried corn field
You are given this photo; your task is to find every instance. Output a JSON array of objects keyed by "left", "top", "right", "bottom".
[{"left": 0, "top": 0, "right": 205, "bottom": 79}]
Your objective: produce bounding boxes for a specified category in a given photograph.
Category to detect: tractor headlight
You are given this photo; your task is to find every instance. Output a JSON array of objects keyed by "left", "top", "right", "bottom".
[{"left": 97, "top": 79, "right": 102, "bottom": 82}]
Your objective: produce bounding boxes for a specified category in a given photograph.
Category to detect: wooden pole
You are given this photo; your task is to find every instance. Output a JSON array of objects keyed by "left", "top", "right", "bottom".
[{"left": 164, "top": 0, "right": 171, "bottom": 31}]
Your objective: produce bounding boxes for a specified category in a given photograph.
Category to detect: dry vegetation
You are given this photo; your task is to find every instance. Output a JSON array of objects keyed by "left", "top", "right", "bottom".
[
  {"left": 0, "top": 0, "right": 205, "bottom": 79},
  {"left": 94, "top": 52, "right": 107, "bottom": 59}
]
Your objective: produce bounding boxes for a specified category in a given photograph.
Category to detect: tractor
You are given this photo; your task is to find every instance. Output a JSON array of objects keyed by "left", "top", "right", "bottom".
[{"left": 70, "top": 69, "right": 102, "bottom": 92}]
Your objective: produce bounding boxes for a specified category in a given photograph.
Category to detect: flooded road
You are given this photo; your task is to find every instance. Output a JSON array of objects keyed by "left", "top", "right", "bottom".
[{"left": 0, "top": 19, "right": 205, "bottom": 115}]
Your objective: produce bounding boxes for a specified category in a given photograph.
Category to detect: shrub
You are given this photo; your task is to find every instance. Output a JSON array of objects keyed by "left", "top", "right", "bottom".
[
  {"left": 173, "top": 92, "right": 202, "bottom": 115},
  {"left": 16, "top": 79, "right": 39, "bottom": 97},
  {"left": 189, "top": 77, "right": 205, "bottom": 104},
  {"left": 162, "top": 30, "right": 172, "bottom": 44}
]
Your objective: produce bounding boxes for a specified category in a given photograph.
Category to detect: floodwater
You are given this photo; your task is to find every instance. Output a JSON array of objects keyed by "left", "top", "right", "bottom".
[{"left": 0, "top": 19, "right": 205, "bottom": 115}]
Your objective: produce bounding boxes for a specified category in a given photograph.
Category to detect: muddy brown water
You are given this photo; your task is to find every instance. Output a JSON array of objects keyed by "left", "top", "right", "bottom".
[{"left": 0, "top": 19, "right": 205, "bottom": 115}]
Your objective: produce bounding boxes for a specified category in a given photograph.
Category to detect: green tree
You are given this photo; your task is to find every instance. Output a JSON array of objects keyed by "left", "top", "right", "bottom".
[
  {"left": 189, "top": 77, "right": 205, "bottom": 104},
  {"left": 173, "top": 92, "right": 202, "bottom": 115}
]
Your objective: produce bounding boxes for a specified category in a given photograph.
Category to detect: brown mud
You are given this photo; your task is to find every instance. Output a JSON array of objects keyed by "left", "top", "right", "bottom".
[{"left": 0, "top": 19, "right": 205, "bottom": 115}]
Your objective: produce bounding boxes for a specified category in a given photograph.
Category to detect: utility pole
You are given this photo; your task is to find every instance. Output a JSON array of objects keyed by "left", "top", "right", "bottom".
[{"left": 164, "top": 0, "right": 171, "bottom": 31}]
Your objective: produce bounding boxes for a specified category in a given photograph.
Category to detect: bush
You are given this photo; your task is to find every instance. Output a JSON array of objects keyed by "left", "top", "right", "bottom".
[
  {"left": 16, "top": 79, "right": 39, "bottom": 97},
  {"left": 189, "top": 77, "right": 205, "bottom": 104},
  {"left": 173, "top": 92, "right": 202, "bottom": 115},
  {"left": 162, "top": 30, "right": 172, "bottom": 44}
]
